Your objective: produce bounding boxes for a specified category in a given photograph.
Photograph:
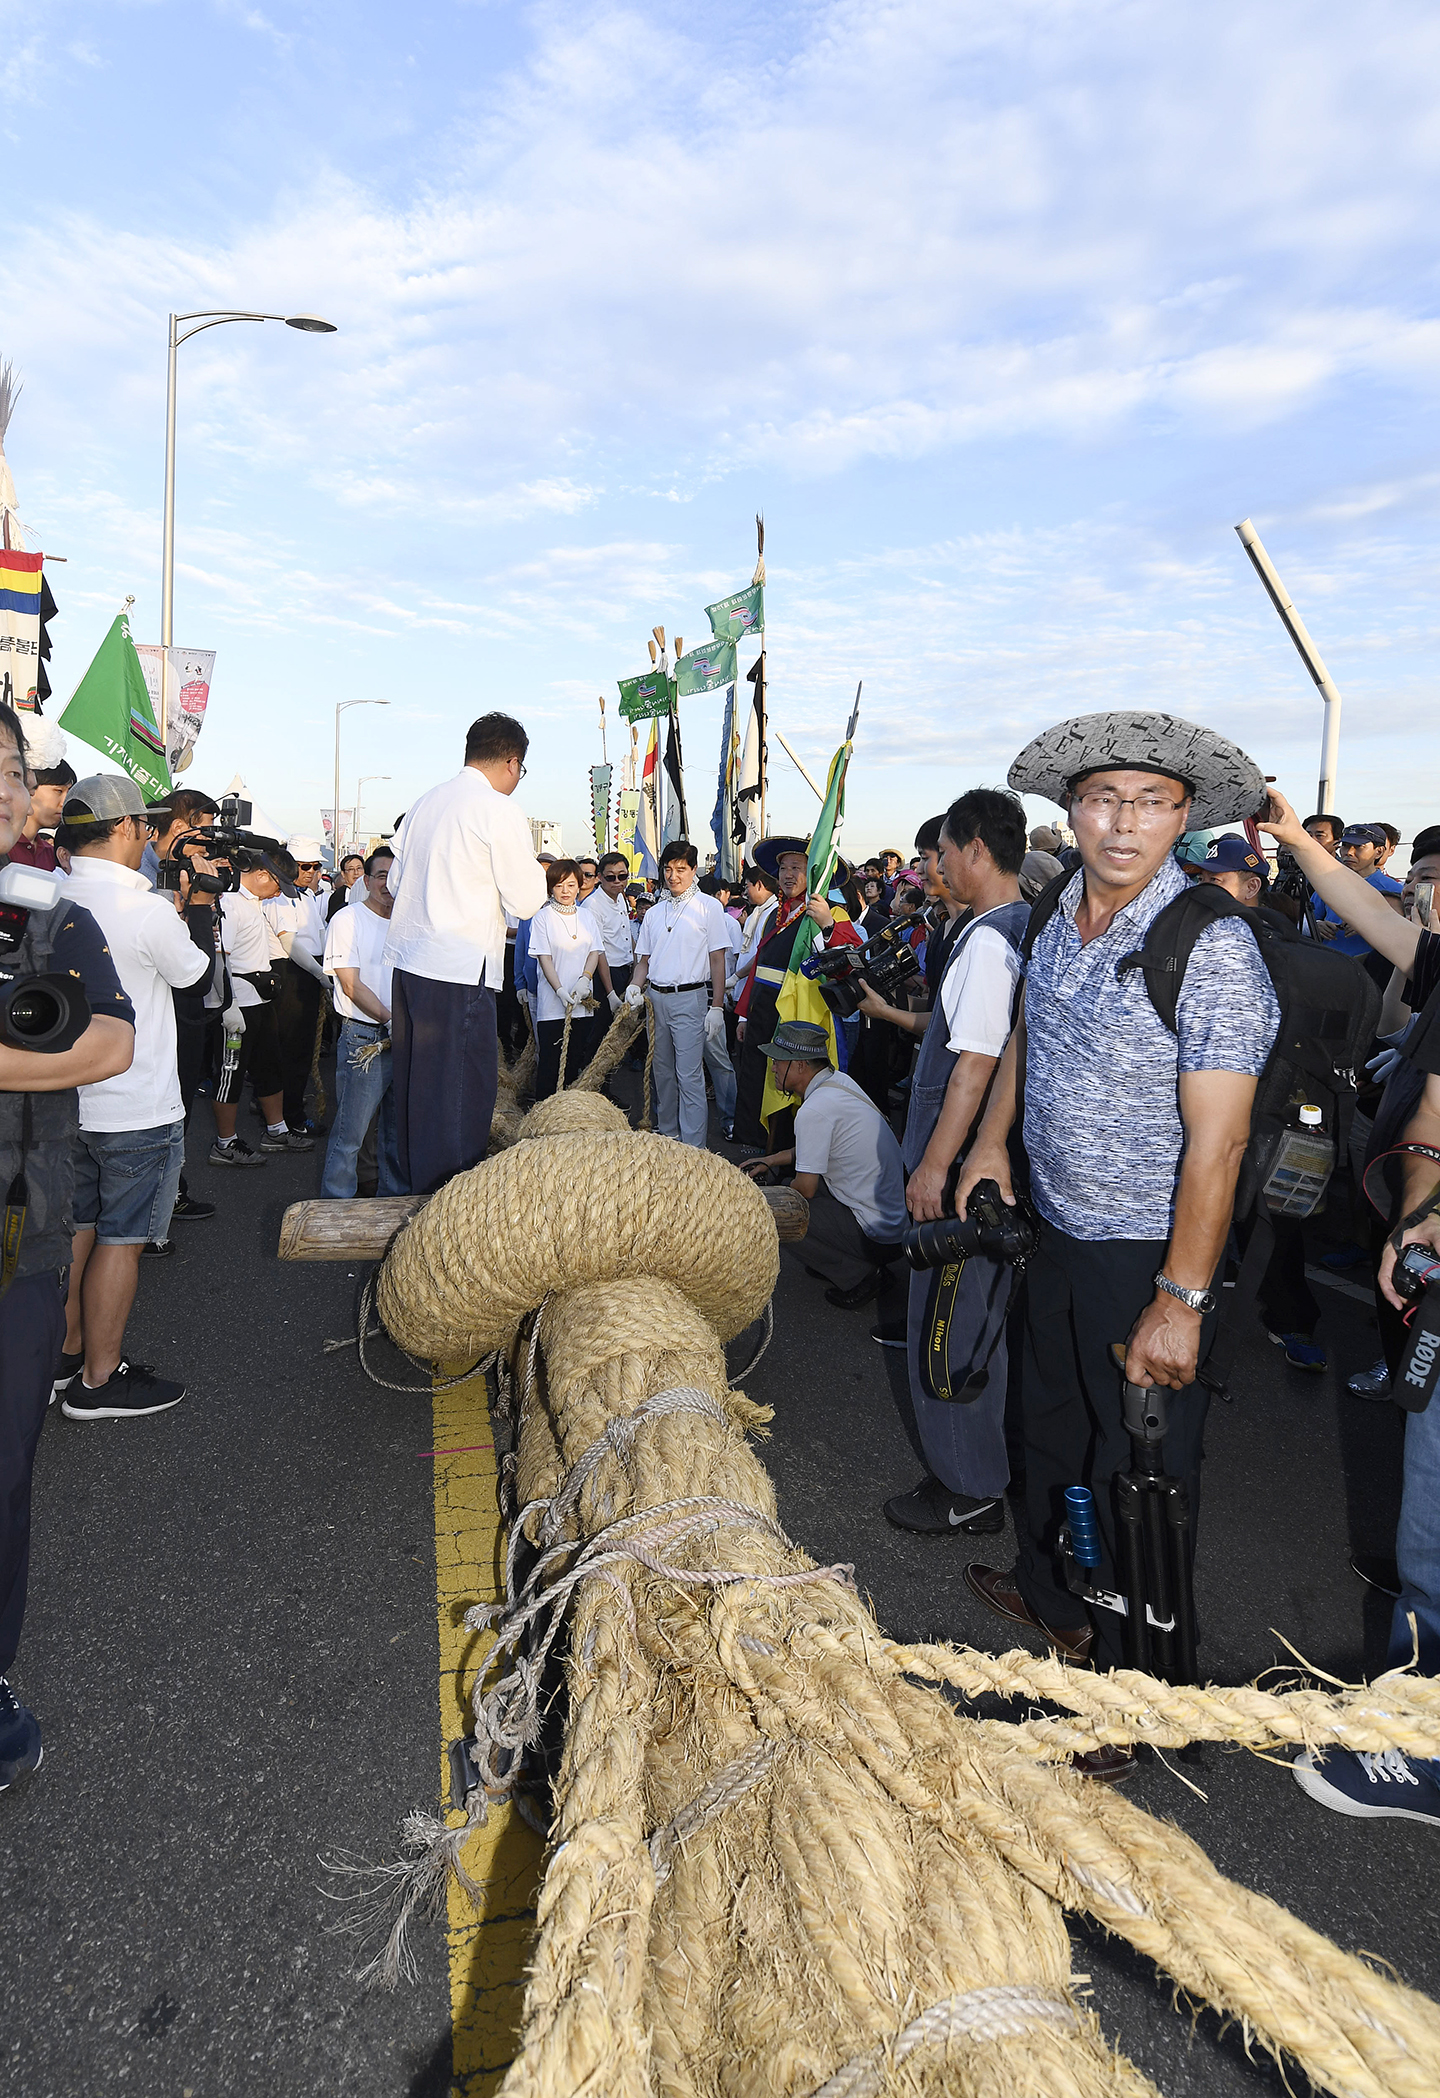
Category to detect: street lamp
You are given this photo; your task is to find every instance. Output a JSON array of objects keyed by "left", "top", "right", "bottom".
[
  {"left": 355, "top": 776, "right": 391, "bottom": 852},
  {"left": 161, "top": 308, "right": 337, "bottom": 743},
  {"left": 334, "top": 699, "right": 388, "bottom": 865}
]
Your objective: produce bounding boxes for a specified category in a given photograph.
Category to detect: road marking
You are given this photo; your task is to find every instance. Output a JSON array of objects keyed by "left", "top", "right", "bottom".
[
  {"left": 1304, "top": 1263, "right": 1377, "bottom": 1306},
  {"left": 432, "top": 1363, "right": 544, "bottom": 2098}
]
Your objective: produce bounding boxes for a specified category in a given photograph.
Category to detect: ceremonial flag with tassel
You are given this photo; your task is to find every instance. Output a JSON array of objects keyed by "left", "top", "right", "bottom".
[
  {"left": 661, "top": 706, "right": 687, "bottom": 844},
  {"left": 760, "top": 685, "right": 862, "bottom": 1132},
  {"left": 633, "top": 716, "right": 661, "bottom": 877},
  {"left": 710, "top": 682, "right": 741, "bottom": 883},
  {"left": 60, "top": 610, "right": 172, "bottom": 802}
]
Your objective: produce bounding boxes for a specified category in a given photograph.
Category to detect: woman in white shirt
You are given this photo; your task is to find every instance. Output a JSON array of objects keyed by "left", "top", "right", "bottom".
[{"left": 527, "top": 860, "right": 604, "bottom": 1097}]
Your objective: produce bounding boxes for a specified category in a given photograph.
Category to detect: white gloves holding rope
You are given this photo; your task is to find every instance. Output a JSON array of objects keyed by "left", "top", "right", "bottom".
[
  {"left": 565, "top": 975, "right": 594, "bottom": 1012},
  {"left": 624, "top": 982, "right": 646, "bottom": 1011},
  {"left": 704, "top": 1005, "right": 727, "bottom": 1048}
]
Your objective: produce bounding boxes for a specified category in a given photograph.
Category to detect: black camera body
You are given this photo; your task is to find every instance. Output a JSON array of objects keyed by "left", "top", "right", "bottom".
[
  {"left": 801, "top": 902, "right": 941, "bottom": 1019},
  {"left": 904, "top": 1177, "right": 1038, "bottom": 1272},
  {"left": 0, "top": 865, "right": 92, "bottom": 1053},
  {"left": 1387, "top": 1243, "right": 1440, "bottom": 1414},
  {"left": 1271, "top": 847, "right": 1311, "bottom": 903}
]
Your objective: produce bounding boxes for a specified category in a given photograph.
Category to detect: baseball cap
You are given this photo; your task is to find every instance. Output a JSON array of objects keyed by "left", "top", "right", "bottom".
[
  {"left": 1341, "top": 823, "right": 1388, "bottom": 848},
  {"left": 758, "top": 1020, "right": 832, "bottom": 1062},
  {"left": 1202, "top": 835, "right": 1268, "bottom": 878},
  {"left": 61, "top": 774, "right": 147, "bottom": 827}
]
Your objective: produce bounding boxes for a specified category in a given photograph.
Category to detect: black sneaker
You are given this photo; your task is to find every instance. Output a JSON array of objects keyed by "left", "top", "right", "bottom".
[
  {"left": 62, "top": 1360, "right": 186, "bottom": 1420},
  {"left": 208, "top": 1138, "right": 265, "bottom": 1167},
  {"left": 259, "top": 1128, "right": 314, "bottom": 1153},
  {"left": 0, "top": 1677, "right": 42, "bottom": 1790},
  {"left": 883, "top": 1475, "right": 1005, "bottom": 1535},
  {"left": 171, "top": 1192, "right": 216, "bottom": 1222},
  {"left": 824, "top": 1269, "right": 884, "bottom": 1310},
  {"left": 142, "top": 1239, "right": 176, "bottom": 1260},
  {"left": 51, "top": 1348, "right": 84, "bottom": 1405}
]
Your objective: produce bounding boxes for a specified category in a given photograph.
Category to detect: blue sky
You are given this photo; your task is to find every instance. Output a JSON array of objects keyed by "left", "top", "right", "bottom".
[{"left": 4, "top": 0, "right": 1440, "bottom": 852}]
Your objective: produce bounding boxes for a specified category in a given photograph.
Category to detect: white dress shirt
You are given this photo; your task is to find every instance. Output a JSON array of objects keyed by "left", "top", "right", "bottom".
[
  {"left": 634, "top": 886, "right": 730, "bottom": 985},
  {"left": 585, "top": 884, "right": 635, "bottom": 967},
  {"left": 64, "top": 858, "right": 209, "bottom": 1132},
  {"left": 384, "top": 769, "right": 548, "bottom": 986}
]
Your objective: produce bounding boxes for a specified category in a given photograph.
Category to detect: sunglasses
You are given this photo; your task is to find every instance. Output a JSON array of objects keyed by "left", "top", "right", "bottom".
[{"left": 296, "top": 862, "right": 321, "bottom": 871}]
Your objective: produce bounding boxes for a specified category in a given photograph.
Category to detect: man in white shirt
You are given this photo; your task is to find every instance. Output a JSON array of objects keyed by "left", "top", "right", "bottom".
[
  {"left": 743, "top": 1020, "right": 909, "bottom": 1303},
  {"left": 263, "top": 835, "right": 330, "bottom": 1137},
  {"left": 588, "top": 852, "right": 636, "bottom": 1002},
  {"left": 54, "top": 776, "right": 211, "bottom": 1420},
  {"left": 322, "top": 848, "right": 405, "bottom": 1199},
  {"left": 210, "top": 857, "right": 312, "bottom": 1161},
  {"left": 384, "top": 713, "right": 547, "bottom": 1192},
  {"left": 626, "top": 839, "right": 730, "bottom": 1148}
]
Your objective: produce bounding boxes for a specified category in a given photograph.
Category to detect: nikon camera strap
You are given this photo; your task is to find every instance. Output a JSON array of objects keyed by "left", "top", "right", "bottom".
[
  {"left": 0, "top": 1093, "right": 32, "bottom": 1297},
  {"left": 918, "top": 1254, "right": 1015, "bottom": 1405}
]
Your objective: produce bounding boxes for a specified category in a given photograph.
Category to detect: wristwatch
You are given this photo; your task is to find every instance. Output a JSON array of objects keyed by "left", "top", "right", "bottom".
[{"left": 1153, "top": 1271, "right": 1216, "bottom": 1316}]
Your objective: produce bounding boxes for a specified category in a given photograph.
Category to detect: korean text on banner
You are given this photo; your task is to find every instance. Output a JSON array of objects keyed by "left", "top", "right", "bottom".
[
  {"left": 0, "top": 549, "right": 43, "bottom": 714},
  {"left": 60, "top": 612, "right": 171, "bottom": 802},
  {"left": 618, "top": 669, "right": 676, "bottom": 723},
  {"left": 590, "top": 764, "right": 612, "bottom": 854},
  {"left": 676, "top": 636, "right": 737, "bottom": 697},
  {"left": 134, "top": 645, "right": 214, "bottom": 779},
  {"left": 704, "top": 582, "right": 764, "bottom": 645}
]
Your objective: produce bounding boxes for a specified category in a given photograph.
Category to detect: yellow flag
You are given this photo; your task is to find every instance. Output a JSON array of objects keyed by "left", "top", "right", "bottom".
[{"left": 759, "top": 908, "right": 853, "bottom": 1131}]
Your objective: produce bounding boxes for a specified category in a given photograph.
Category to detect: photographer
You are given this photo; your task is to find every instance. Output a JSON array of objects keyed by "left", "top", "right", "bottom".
[
  {"left": 53, "top": 777, "right": 213, "bottom": 1419},
  {"left": 0, "top": 706, "right": 136, "bottom": 1789},
  {"left": 958, "top": 712, "right": 1278, "bottom": 1729},
  {"left": 743, "top": 1020, "right": 909, "bottom": 1308},
  {"left": 141, "top": 788, "right": 222, "bottom": 1229},
  {"left": 882, "top": 789, "right": 1029, "bottom": 1538},
  {"left": 1310, "top": 823, "right": 1403, "bottom": 977},
  {"left": 141, "top": 788, "right": 219, "bottom": 890}
]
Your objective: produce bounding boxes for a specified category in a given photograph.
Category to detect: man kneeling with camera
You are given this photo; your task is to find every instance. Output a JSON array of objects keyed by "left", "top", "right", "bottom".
[
  {"left": 0, "top": 707, "right": 137, "bottom": 1789},
  {"left": 742, "top": 1020, "right": 909, "bottom": 1308}
]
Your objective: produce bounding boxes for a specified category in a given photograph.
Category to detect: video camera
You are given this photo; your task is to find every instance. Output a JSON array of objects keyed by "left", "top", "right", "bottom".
[
  {"left": 0, "top": 863, "right": 91, "bottom": 1053},
  {"left": 800, "top": 901, "right": 944, "bottom": 1019},
  {"left": 1270, "top": 846, "right": 1311, "bottom": 904},
  {"left": 155, "top": 795, "right": 284, "bottom": 896},
  {"left": 903, "top": 1176, "right": 1038, "bottom": 1272}
]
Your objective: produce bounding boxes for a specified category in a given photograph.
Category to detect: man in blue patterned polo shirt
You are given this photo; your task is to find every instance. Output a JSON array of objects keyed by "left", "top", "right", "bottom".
[{"left": 955, "top": 710, "right": 1279, "bottom": 1718}]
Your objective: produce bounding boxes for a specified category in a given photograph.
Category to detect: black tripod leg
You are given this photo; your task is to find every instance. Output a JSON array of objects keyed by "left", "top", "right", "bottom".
[
  {"left": 1140, "top": 1476, "right": 1178, "bottom": 1680},
  {"left": 1164, "top": 1479, "right": 1198, "bottom": 1683},
  {"left": 1115, "top": 1475, "right": 1150, "bottom": 1670}
]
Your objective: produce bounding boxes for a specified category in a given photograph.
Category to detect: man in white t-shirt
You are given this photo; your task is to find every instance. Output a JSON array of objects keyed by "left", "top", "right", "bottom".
[
  {"left": 743, "top": 1020, "right": 909, "bottom": 1304},
  {"left": 55, "top": 775, "right": 212, "bottom": 1420},
  {"left": 262, "top": 836, "right": 330, "bottom": 1137},
  {"left": 885, "top": 787, "right": 1029, "bottom": 1539},
  {"left": 210, "top": 857, "right": 312, "bottom": 1162},
  {"left": 322, "top": 847, "right": 405, "bottom": 1199},
  {"left": 627, "top": 840, "right": 730, "bottom": 1147},
  {"left": 384, "top": 713, "right": 547, "bottom": 1192}
]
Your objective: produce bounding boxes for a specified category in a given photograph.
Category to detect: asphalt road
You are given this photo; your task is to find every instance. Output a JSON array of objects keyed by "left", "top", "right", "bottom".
[{"left": 1, "top": 1080, "right": 1433, "bottom": 2098}]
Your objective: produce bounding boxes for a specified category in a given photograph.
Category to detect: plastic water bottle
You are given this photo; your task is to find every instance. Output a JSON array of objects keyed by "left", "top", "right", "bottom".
[
  {"left": 221, "top": 1025, "right": 242, "bottom": 1085},
  {"left": 1260, "top": 1101, "right": 1335, "bottom": 1217}
]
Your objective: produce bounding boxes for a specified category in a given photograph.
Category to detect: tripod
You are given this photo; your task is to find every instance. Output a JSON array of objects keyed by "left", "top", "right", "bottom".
[{"left": 1059, "top": 1349, "right": 1198, "bottom": 1684}]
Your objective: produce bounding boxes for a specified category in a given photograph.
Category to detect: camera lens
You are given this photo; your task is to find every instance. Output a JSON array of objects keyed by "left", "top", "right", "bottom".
[{"left": 4, "top": 983, "right": 65, "bottom": 1042}]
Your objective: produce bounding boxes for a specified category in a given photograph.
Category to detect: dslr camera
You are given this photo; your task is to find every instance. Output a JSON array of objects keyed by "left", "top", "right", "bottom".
[
  {"left": 904, "top": 1175, "right": 1038, "bottom": 1272},
  {"left": 0, "top": 863, "right": 92, "bottom": 1054},
  {"left": 800, "top": 902, "right": 943, "bottom": 1019},
  {"left": 1389, "top": 1241, "right": 1440, "bottom": 1413},
  {"left": 155, "top": 794, "right": 283, "bottom": 897}
]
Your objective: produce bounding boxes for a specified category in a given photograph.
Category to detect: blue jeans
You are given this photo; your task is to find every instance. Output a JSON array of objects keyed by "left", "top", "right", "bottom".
[
  {"left": 321, "top": 1020, "right": 406, "bottom": 1199},
  {"left": 1390, "top": 1397, "right": 1440, "bottom": 1675}
]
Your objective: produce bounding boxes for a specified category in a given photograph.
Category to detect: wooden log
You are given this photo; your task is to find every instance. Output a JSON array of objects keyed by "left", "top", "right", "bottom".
[{"left": 277, "top": 1181, "right": 811, "bottom": 1261}]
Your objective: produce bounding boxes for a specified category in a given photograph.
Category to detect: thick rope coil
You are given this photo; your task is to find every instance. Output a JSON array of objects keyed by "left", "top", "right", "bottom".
[
  {"left": 308, "top": 986, "right": 331, "bottom": 1118},
  {"left": 804, "top": 1985, "right": 1081, "bottom": 2098}
]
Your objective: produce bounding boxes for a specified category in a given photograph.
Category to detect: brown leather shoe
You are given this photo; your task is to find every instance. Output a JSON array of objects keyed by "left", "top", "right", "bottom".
[
  {"left": 1071, "top": 1744, "right": 1137, "bottom": 1783},
  {"left": 963, "top": 1561, "right": 1094, "bottom": 1664}
]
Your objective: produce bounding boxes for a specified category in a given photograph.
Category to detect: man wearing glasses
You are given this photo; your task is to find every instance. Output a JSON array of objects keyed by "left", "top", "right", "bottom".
[
  {"left": 955, "top": 712, "right": 1278, "bottom": 1715},
  {"left": 588, "top": 851, "right": 636, "bottom": 1009},
  {"left": 384, "top": 713, "right": 547, "bottom": 1193}
]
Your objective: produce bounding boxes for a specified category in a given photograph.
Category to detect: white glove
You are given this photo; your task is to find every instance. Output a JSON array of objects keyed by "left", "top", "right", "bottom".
[
  {"left": 517, "top": 988, "right": 530, "bottom": 1011},
  {"left": 576, "top": 973, "right": 594, "bottom": 1004},
  {"left": 607, "top": 988, "right": 621, "bottom": 1015},
  {"left": 704, "top": 1005, "right": 726, "bottom": 1047},
  {"left": 222, "top": 1003, "right": 246, "bottom": 1036},
  {"left": 624, "top": 982, "right": 646, "bottom": 1010}
]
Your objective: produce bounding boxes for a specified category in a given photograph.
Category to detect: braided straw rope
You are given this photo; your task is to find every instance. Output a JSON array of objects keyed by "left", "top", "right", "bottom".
[{"left": 372, "top": 1125, "right": 1440, "bottom": 2098}]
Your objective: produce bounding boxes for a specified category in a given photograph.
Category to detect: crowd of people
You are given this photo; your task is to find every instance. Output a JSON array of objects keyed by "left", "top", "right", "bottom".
[{"left": 1, "top": 699, "right": 1437, "bottom": 1836}]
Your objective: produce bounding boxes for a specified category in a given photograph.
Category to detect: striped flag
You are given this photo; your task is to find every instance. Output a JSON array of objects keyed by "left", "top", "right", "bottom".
[
  {"left": 59, "top": 613, "right": 172, "bottom": 802},
  {"left": 0, "top": 548, "right": 43, "bottom": 714},
  {"left": 633, "top": 715, "right": 661, "bottom": 877}
]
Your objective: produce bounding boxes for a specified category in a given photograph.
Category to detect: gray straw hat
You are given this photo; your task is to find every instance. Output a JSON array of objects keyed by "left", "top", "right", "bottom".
[{"left": 1007, "top": 710, "right": 1268, "bottom": 831}]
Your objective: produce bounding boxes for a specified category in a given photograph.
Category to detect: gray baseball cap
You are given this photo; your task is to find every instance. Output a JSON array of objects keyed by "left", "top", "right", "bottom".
[{"left": 61, "top": 774, "right": 148, "bottom": 827}]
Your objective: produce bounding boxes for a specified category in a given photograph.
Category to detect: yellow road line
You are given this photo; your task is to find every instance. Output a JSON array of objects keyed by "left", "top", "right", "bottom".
[{"left": 432, "top": 1364, "right": 544, "bottom": 2098}]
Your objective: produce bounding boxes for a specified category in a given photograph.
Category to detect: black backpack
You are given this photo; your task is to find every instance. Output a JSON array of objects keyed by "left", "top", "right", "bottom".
[{"left": 1022, "top": 874, "right": 1380, "bottom": 1390}]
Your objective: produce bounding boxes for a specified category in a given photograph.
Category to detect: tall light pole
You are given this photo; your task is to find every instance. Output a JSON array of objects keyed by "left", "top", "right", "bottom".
[
  {"left": 334, "top": 699, "right": 388, "bottom": 865},
  {"left": 161, "top": 308, "right": 336, "bottom": 745},
  {"left": 355, "top": 775, "right": 391, "bottom": 852},
  {"left": 1235, "top": 518, "right": 1344, "bottom": 814}
]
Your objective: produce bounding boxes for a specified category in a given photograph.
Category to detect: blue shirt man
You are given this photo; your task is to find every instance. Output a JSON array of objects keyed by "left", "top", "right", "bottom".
[{"left": 1310, "top": 823, "right": 1401, "bottom": 959}]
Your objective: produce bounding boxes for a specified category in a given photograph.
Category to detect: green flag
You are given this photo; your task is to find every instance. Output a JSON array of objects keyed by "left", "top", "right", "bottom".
[
  {"left": 618, "top": 669, "right": 675, "bottom": 723},
  {"left": 675, "top": 635, "right": 737, "bottom": 697},
  {"left": 705, "top": 581, "right": 764, "bottom": 644},
  {"left": 60, "top": 613, "right": 172, "bottom": 802}
]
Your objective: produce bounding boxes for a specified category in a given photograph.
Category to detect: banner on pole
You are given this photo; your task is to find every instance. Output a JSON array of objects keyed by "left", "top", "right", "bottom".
[
  {"left": 633, "top": 720, "right": 661, "bottom": 877},
  {"left": 134, "top": 645, "right": 215, "bottom": 778},
  {"left": 59, "top": 612, "right": 171, "bottom": 801},
  {"left": 590, "top": 763, "right": 612, "bottom": 854},
  {"left": 675, "top": 635, "right": 737, "bottom": 697},
  {"left": 710, "top": 683, "right": 742, "bottom": 884},
  {"left": 617, "top": 787, "right": 640, "bottom": 874},
  {"left": 618, "top": 669, "right": 675, "bottom": 723},
  {"left": 705, "top": 582, "right": 764, "bottom": 644},
  {"left": 0, "top": 549, "right": 43, "bottom": 713}
]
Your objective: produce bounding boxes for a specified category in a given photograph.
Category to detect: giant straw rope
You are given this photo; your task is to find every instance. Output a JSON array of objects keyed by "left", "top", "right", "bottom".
[{"left": 368, "top": 1089, "right": 1440, "bottom": 2097}]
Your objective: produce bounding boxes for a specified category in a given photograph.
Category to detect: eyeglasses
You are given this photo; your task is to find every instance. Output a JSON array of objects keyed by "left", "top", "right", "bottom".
[
  {"left": 295, "top": 862, "right": 321, "bottom": 871},
  {"left": 516, "top": 760, "right": 527, "bottom": 779},
  {"left": 1073, "top": 789, "right": 1187, "bottom": 820},
  {"left": 600, "top": 870, "right": 626, "bottom": 881}
]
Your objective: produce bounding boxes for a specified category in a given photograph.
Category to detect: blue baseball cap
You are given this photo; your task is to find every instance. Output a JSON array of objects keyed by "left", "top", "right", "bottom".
[
  {"left": 1341, "top": 823, "right": 1388, "bottom": 849},
  {"left": 1202, "top": 835, "right": 1268, "bottom": 879}
]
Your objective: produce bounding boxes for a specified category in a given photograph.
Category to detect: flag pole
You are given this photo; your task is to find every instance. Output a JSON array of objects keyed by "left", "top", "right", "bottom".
[{"left": 772, "top": 729, "right": 824, "bottom": 802}]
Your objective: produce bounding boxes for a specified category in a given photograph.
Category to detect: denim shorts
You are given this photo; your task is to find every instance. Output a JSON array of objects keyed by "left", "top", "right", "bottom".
[{"left": 72, "top": 1122, "right": 186, "bottom": 1245}]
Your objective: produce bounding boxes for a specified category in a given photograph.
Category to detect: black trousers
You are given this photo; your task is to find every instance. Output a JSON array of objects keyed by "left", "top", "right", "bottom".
[
  {"left": 0, "top": 1269, "right": 65, "bottom": 1674},
  {"left": 536, "top": 1015, "right": 594, "bottom": 1099},
  {"left": 495, "top": 940, "right": 527, "bottom": 1063},
  {"left": 273, "top": 957, "right": 323, "bottom": 1129},
  {"left": 1014, "top": 1222, "right": 1215, "bottom": 1665},
  {"left": 391, "top": 971, "right": 498, "bottom": 1196}
]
